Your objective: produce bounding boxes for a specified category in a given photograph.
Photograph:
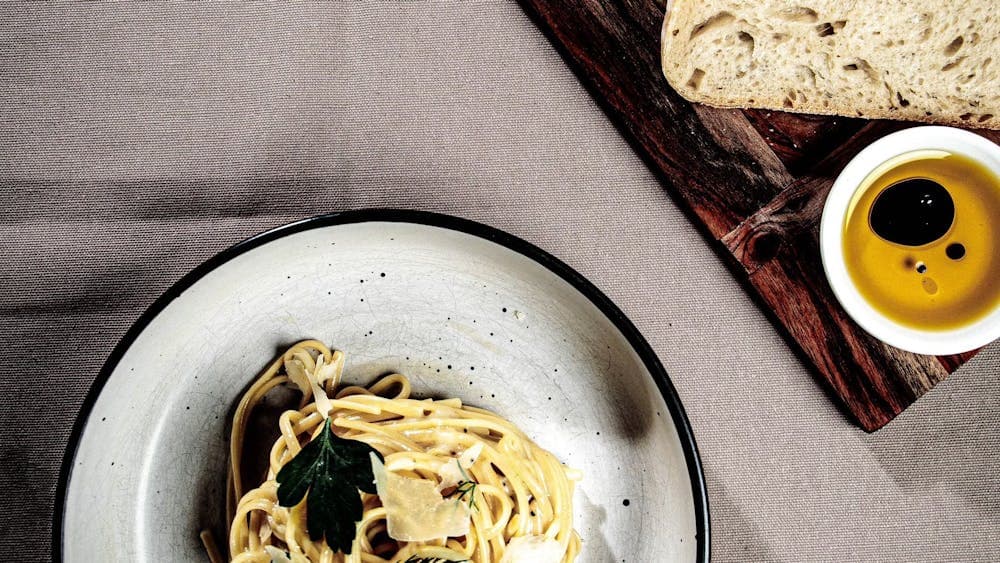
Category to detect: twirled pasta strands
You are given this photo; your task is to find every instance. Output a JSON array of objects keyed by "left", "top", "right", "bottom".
[{"left": 208, "top": 341, "right": 580, "bottom": 563}]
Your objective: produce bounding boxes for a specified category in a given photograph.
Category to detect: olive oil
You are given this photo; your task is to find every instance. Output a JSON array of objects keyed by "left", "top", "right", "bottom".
[{"left": 842, "top": 150, "right": 1000, "bottom": 331}]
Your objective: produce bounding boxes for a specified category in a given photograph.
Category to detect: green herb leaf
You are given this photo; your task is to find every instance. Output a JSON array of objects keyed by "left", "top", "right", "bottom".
[
  {"left": 276, "top": 418, "right": 382, "bottom": 554},
  {"left": 403, "top": 557, "right": 468, "bottom": 563},
  {"left": 444, "top": 459, "right": 478, "bottom": 511}
]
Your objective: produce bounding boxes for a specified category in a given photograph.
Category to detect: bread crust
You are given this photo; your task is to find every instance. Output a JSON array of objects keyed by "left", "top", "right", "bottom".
[{"left": 660, "top": 0, "right": 999, "bottom": 130}]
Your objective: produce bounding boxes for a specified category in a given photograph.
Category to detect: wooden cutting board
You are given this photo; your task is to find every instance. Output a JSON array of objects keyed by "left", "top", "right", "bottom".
[{"left": 519, "top": 0, "right": 1000, "bottom": 431}]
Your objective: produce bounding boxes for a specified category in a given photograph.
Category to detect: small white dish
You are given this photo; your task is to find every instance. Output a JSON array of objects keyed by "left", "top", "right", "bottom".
[
  {"left": 56, "top": 210, "right": 709, "bottom": 562},
  {"left": 820, "top": 126, "right": 1000, "bottom": 355}
]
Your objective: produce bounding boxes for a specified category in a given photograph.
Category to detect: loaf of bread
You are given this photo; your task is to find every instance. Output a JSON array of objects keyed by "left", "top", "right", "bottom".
[{"left": 660, "top": 0, "right": 999, "bottom": 129}]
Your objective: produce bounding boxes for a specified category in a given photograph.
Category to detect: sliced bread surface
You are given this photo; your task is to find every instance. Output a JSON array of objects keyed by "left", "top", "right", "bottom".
[{"left": 660, "top": 0, "right": 998, "bottom": 129}]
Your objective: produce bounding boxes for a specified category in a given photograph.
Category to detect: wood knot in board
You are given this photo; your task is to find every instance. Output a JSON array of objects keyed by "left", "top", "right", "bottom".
[
  {"left": 749, "top": 231, "right": 783, "bottom": 264},
  {"left": 722, "top": 173, "right": 832, "bottom": 274}
]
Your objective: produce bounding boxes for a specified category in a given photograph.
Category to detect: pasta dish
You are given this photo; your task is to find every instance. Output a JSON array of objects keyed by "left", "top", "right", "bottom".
[{"left": 202, "top": 340, "right": 581, "bottom": 563}]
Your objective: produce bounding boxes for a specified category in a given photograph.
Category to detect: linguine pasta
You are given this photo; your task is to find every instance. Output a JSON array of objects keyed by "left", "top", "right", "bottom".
[{"left": 205, "top": 340, "right": 581, "bottom": 563}]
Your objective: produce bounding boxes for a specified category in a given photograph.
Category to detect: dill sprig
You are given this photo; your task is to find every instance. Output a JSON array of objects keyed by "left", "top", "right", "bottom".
[{"left": 444, "top": 459, "right": 478, "bottom": 511}]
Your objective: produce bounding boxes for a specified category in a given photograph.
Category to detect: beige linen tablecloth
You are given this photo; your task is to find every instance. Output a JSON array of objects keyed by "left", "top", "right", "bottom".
[{"left": 1, "top": 4, "right": 997, "bottom": 562}]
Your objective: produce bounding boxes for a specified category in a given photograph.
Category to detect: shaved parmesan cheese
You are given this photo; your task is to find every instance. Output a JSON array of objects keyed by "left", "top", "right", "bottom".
[
  {"left": 307, "top": 355, "right": 333, "bottom": 418},
  {"left": 371, "top": 453, "right": 470, "bottom": 542},
  {"left": 500, "top": 536, "right": 564, "bottom": 563},
  {"left": 285, "top": 352, "right": 338, "bottom": 419},
  {"left": 284, "top": 358, "right": 312, "bottom": 399},
  {"left": 264, "top": 546, "right": 310, "bottom": 563},
  {"left": 437, "top": 442, "right": 484, "bottom": 492},
  {"left": 264, "top": 546, "right": 291, "bottom": 563},
  {"left": 313, "top": 352, "right": 342, "bottom": 386}
]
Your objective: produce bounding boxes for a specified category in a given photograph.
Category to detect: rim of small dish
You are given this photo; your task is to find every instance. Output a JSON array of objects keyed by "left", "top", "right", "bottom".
[
  {"left": 819, "top": 126, "right": 1000, "bottom": 355},
  {"left": 53, "top": 209, "right": 711, "bottom": 562}
]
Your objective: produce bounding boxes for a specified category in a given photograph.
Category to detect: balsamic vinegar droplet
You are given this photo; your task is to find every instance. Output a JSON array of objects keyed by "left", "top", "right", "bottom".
[
  {"left": 946, "top": 242, "right": 966, "bottom": 260},
  {"left": 869, "top": 178, "right": 955, "bottom": 246}
]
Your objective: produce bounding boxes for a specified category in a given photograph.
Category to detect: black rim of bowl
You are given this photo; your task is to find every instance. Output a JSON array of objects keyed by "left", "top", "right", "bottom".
[{"left": 53, "top": 209, "right": 711, "bottom": 562}]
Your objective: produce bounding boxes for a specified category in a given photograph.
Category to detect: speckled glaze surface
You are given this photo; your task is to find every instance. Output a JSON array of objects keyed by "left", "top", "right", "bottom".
[{"left": 58, "top": 211, "right": 708, "bottom": 562}]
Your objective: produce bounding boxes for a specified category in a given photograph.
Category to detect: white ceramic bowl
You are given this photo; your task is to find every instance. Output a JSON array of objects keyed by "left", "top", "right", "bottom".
[
  {"left": 820, "top": 126, "right": 1000, "bottom": 355},
  {"left": 56, "top": 210, "right": 709, "bottom": 562}
]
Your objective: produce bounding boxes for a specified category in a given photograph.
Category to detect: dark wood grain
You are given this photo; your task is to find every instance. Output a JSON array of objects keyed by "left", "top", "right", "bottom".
[
  {"left": 938, "top": 350, "right": 981, "bottom": 373},
  {"left": 744, "top": 228, "right": 951, "bottom": 430},
  {"left": 521, "top": 0, "right": 785, "bottom": 237},
  {"left": 519, "top": 0, "right": 990, "bottom": 431},
  {"left": 979, "top": 130, "right": 1000, "bottom": 145},
  {"left": 742, "top": 110, "right": 866, "bottom": 174},
  {"left": 722, "top": 121, "right": 906, "bottom": 273}
]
